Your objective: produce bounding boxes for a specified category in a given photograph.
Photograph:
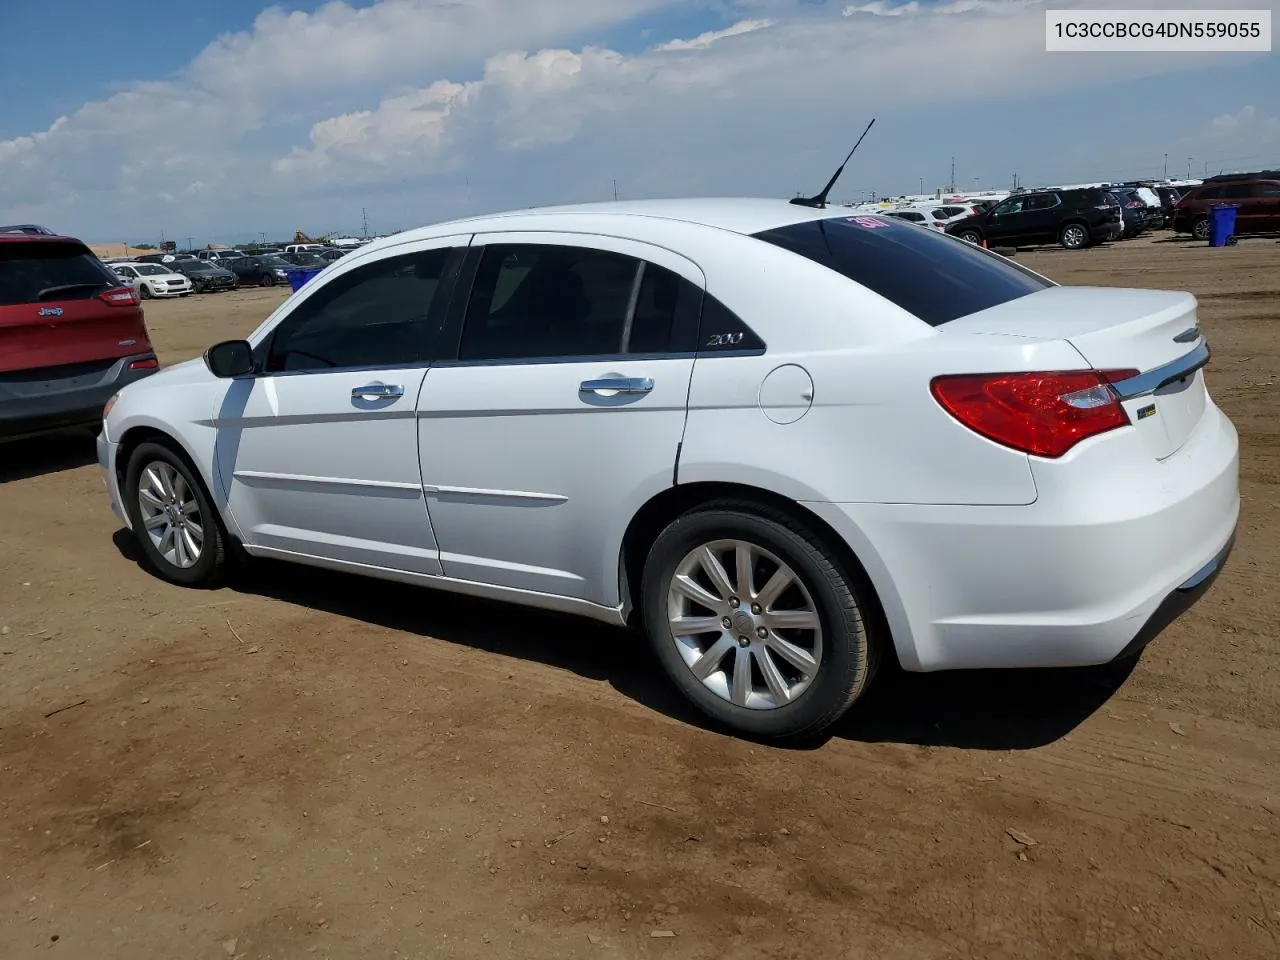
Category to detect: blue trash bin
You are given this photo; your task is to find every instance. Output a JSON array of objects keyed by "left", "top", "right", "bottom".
[
  {"left": 285, "top": 267, "right": 323, "bottom": 291},
  {"left": 1208, "top": 204, "right": 1239, "bottom": 247}
]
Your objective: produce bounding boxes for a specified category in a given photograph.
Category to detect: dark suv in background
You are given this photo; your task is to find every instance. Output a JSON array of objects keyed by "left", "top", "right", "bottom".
[
  {"left": 944, "top": 187, "right": 1121, "bottom": 250},
  {"left": 1, "top": 230, "right": 159, "bottom": 441},
  {"left": 1174, "top": 171, "right": 1280, "bottom": 240}
]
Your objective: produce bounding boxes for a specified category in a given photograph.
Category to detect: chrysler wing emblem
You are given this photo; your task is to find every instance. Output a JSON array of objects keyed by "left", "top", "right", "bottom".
[
  {"left": 38, "top": 306, "right": 64, "bottom": 317},
  {"left": 1173, "top": 326, "right": 1201, "bottom": 343}
]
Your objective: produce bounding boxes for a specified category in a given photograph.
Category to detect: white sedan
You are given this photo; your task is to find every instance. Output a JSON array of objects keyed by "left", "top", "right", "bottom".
[
  {"left": 112, "top": 263, "right": 193, "bottom": 299},
  {"left": 97, "top": 198, "right": 1239, "bottom": 739}
]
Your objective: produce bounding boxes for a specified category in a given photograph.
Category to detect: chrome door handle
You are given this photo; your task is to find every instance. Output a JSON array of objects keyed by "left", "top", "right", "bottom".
[
  {"left": 579, "top": 377, "right": 654, "bottom": 395},
  {"left": 351, "top": 382, "right": 404, "bottom": 400}
]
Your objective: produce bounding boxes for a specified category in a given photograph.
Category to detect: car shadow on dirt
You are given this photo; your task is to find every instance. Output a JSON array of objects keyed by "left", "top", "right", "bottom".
[
  {"left": 110, "top": 535, "right": 1137, "bottom": 753},
  {"left": 0, "top": 430, "right": 98, "bottom": 483}
]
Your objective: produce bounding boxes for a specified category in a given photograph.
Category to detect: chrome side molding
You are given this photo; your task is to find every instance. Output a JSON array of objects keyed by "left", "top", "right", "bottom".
[{"left": 1111, "top": 341, "right": 1210, "bottom": 401}]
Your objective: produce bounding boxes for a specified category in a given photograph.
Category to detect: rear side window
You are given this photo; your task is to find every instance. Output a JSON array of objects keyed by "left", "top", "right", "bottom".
[
  {"left": 753, "top": 216, "right": 1051, "bottom": 327},
  {"left": 0, "top": 242, "right": 118, "bottom": 306},
  {"left": 1196, "top": 187, "right": 1222, "bottom": 200}
]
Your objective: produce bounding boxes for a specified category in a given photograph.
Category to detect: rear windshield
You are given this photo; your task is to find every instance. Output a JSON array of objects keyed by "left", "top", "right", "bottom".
[
  {"left": 752, "top": 216, "right": 1052, "bottom": 327},
  {"left": 0, "top": 241, "right": 118, "bottom": 306}
]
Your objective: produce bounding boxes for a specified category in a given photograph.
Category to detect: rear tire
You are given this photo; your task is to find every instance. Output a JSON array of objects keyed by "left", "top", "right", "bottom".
[
  {"left": 123, "top": 440, "right": 228, "bottom": 587},
  {"left": 640, "top": 500, "right": 879, "bottom": 740},
  {"left": 1059, "top": 222, "right": 1090, "bottom": 250},
  {"left": 1192, "top": 217, "right": 1210, "bottom": 241}
]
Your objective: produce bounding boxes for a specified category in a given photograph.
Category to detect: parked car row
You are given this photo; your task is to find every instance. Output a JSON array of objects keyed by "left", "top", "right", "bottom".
[{"left": 98, "top": 245, "right": 346, "bottom": 294}]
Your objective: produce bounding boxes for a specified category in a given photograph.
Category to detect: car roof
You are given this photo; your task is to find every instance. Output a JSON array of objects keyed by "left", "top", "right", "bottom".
[
  {"left": 0, "top": 233, "right": 87, "bottom": 246},
  {"left": 382, "top": 198, "right": 842, "bottom": 247}
]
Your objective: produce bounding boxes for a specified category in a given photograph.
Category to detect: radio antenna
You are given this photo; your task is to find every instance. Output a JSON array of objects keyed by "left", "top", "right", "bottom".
[{"left": 790, "top": 118, "right": 876, "bottom": 209}]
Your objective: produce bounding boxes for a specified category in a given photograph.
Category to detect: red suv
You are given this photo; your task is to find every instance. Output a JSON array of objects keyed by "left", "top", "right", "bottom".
[
  {"left": 1, "top": 230, "right": 159, "bottom": 441},
  {"left": 1173, "top": 173, "right": 1280, "bottom": 240}
]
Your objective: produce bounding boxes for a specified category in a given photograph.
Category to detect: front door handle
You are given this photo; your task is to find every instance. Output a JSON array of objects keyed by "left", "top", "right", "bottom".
[
  {"left": 579, "top": 377, "right": 654, "bottom": 396},
  {"left": 352, "top": 382, "right": 404, "bottom": 401}
]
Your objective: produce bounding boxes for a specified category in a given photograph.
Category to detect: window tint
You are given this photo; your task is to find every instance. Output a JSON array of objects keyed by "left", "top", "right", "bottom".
[
  {"left": 0, "top": 242, "right": 119, "bottom": 306},
  {"left": 1197, "top": 187, "right": 1222, "bottom": 200},
  {"left": 460, "top": 244, "right": 642, "bottom": 361},
  {"left": 753, "top": 216, "right": 1052, "bottom": 328},
  {"left": 1223, "top": 184, "right": 1253, "bottom": 199},
  {"left": 265, "top": 248, "right": 453, "bottom": 372},
  {"left": 1256, "top": 182, "right": 1280, "bottom": 197},
  {"left": 627, "top": 262, "right": 701, "bottom": 354},
  {"left": 1024, "top": 194, "right": 1059, "bottom": 211}
]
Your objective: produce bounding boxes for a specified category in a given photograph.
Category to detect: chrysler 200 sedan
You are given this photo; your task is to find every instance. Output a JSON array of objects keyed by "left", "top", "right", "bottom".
[{"left": 97, "top": 198, "right": 1239, "bottom": 739}]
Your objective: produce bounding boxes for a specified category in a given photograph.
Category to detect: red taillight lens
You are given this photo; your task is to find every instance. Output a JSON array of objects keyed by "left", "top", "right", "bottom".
[
  {"left": 128, "top": 357, "right": 158, "bottom": 370},
  {"left": 930, "top": 369, "right": 1139, "bottom": 458},
  {"left": 1126, "top": 200, "right": 1142, "bottom": 208},
  {"left": 99, "top": 286, "right": 139, "bottom": 307}
]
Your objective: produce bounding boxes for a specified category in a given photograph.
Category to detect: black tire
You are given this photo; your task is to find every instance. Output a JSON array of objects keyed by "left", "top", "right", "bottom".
[
  {"left": 1059, "top": 222, "right": 1090, "bottom": 250},
  {"left": 179, "top": 292, "right": 190, "bottom": 298},
  {"left": 139, "top": 284, "right": 153, "bottom": 300},
  {"left": 122, "top": 439, "right": 228, "bottom": 587},
  {"left": 260, "top": 273, "right": 275, "bottom": 287},
  {"left": 640, "top": 500, "right": 879, "bottom": 740},
  {"left": 957, "top": 229, "right": 982, "bottom": 245},
  {"left": 1192, "top": 217, "right": 1210, "bottom": 241}
]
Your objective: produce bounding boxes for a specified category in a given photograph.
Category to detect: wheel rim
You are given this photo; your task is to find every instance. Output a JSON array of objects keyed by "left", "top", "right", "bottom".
[
  {"left": 1193, "top": 219, "right": 1209, "bottom": 240},
  {"left": 1064, "top": 225, "right": 1086, "bottom": 248},
  {"left": 960, "top": 231, "right": 980, "bottom": 244},
  {"left": 137, "top": 461, "right": 204, "bottom": 569},
  {"left": 666, "top": 539, "right": 823, "bottom": 710}
]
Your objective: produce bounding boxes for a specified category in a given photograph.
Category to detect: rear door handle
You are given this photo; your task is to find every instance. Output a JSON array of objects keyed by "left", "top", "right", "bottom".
[
  {"left": 579, "top": 377, "right": 654, "bottom": 396},
  {"left": 352, "top": 382, "right": 404, "bottom": 400}
]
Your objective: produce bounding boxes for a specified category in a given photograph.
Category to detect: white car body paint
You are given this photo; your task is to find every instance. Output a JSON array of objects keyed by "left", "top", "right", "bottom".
[{"left": 98, "top": 198, "right": 1239, "bottom": 675}]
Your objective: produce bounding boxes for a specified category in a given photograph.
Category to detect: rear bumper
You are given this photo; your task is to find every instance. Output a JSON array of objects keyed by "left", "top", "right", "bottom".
[
  {"left": 0, "top": 355, "right": 158, "bottom": 441},
  {"left": 805, "top": 401, "right": 1240, "bottom": 672}
]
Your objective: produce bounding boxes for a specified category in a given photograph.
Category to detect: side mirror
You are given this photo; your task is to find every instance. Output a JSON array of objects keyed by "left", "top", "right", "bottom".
[{"left": 203, "top": 339, "right": 254, "bottom": 378}]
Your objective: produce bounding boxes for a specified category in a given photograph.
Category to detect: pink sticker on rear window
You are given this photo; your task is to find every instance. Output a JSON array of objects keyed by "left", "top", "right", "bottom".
[{"left": 846, "top": 216, "right": 889, "bottom": 228}]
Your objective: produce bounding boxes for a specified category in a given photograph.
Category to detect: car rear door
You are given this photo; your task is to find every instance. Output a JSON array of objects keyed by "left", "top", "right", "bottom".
[
  {"left": 414, "top": 233, "right": 702, "bottom": 605},
  {"left": 213, "top": 239, "right": 468, "bottom": 573},
  {"left": 1257, "top": 181, "right": 1280, "bottom": 230}
]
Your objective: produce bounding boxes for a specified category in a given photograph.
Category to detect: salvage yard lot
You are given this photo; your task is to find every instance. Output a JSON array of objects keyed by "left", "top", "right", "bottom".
[{"left": 1, "top": 236, "right": 1278, "bottom": 959}]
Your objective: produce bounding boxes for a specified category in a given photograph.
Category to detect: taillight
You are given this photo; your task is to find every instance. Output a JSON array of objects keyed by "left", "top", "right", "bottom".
[
  {"left": 99, "top": 286, "right": 139, "bottom": 307},
  {"left": 930, "top": 369, "right": 1139, "bottom": 459},
  {"left": 128, "top": 357, "right": 158, "bottom": 370},
  {"left": 1126, "top": 200, "right": 1142, "bottom": 208}
]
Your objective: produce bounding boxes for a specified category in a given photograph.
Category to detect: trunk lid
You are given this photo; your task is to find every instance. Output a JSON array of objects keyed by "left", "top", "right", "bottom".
[
  {"left": 943, "top": 286, "right": 1208, "bottom": 460},
  {"left": 0, "top": 239, "right": 152, "bottom": 373}
]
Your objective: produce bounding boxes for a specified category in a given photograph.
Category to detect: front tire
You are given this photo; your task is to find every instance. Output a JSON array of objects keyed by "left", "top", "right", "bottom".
[
  {"left": 261, "top": 273, "right": 276, "bottom": 287},
  {"left": 1192, "top": 217, "right": 1210, "bottom": 241},
  {"left": 1059, "top": 222, "right": 1089, "bottom": 250},
  {"left": 640, "top": 501, "right": 878, "bottom": 740},
  {"left": 139, "top": 284, "right": 153, "bottom": 300},
  {"left": 957, "top": 229, "right": 982, "bottom": 245},
  {"left": 123, "top": 440, "right": 228, "bottom": 587}
]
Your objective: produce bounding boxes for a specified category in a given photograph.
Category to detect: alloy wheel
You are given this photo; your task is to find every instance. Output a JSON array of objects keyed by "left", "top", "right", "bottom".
[
  {"left": 666, "top": 539, "right": 823, "bottom": 710},
  {"left": 136, "top": 461, "right": 204, "bottom": 569},
  {"left": 1062, "top": 224, "right": 1087, "bottom": 249}
]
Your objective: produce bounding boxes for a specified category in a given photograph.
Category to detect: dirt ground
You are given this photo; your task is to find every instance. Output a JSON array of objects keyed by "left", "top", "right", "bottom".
[{"left": 2, "top": 236, "right": 1278, "bottom": 960}]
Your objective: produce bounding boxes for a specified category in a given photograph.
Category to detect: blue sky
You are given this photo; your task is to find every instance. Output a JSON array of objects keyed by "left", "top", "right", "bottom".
[{"left": 1, "top": 0, "right": 1275, "bottom": 245}]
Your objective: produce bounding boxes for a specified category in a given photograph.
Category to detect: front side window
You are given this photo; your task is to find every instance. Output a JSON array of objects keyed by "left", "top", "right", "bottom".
[
  {"left": 458, "top": 243, "right": 692, "bottom": 362},
  {"left": 753, "top": 216, "right": 1052, "bottom": 328},
  {"left": 264, "top": 248, "right": 454, "bottom": 372}
]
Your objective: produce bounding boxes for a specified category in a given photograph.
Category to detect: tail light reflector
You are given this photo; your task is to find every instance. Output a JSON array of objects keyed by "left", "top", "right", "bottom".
[
  {"left": 99, "top": 286, "right": 139, "bottom": 307},
  {"left": 129, "top": 357, "right": 158, "bottom": 370},
  {"left": 930, "top": 369, "right": 1139, "bottom": 458}
]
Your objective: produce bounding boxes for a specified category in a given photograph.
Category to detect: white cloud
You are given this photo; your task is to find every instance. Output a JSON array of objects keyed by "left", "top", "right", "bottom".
[
  {"left": 655, "top": 19, "right": 775, "bottom": 51},
  {"left": 0, "top": 0, "right": 1270, "bottom": 239},
  {"left": 1210, "top": 105, "right": 1257, "bottom": 131}
]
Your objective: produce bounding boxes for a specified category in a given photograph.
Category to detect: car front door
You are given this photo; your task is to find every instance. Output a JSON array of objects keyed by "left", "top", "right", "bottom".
[
  {"left": 983, "top": 196, "right": 1032, "bottom": 243},
  {"left": 212, "top": 238, "right": 468, "bottom": 573},
  {"left": 415, "top": 233, "right": 703, "bottom": 605}
]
